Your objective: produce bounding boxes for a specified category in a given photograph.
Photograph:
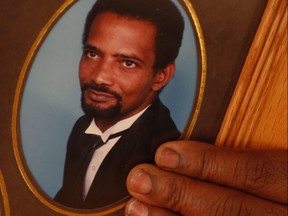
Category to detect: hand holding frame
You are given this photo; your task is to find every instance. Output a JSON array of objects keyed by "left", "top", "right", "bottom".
[{"left": 126, "top": 141, "right": 287, "bottom": 215}]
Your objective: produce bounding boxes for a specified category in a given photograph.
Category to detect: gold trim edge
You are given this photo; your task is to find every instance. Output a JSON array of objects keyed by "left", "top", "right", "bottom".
[
  {"left": 11, "top": 0, "right": 207, "bottom": 215},
  {"left": 0, "top": 170, "right": 11, "bottom": 216},
  {"left": 180, "top": 0, "right": 207, "bottom": 140}
]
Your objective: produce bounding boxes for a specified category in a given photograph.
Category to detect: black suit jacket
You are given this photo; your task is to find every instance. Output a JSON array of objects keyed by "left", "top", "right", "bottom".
[{"left": 54, "top": 98, "right": 180, "bottom": 209}]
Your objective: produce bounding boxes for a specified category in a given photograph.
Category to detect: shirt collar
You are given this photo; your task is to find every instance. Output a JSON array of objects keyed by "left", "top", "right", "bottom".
[{"left": 85, "top": 105, "right": 150, "bottom": 142}]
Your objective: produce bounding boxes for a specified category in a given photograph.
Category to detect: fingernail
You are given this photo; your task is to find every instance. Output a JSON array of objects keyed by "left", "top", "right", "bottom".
[
  {"left": 157, "top": 147, "right": 180, "bottom": 169},
  {"left": 129, "top": 169, "right": 152, "bottom": 194},
  {"left": 126, "top": 200, "right": 149, "bottom": 216}
]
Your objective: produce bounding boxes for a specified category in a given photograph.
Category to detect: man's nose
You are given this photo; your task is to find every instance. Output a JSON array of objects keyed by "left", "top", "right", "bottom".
[{"left": 91, "top": 59, "right": 114, "bottom": 85}]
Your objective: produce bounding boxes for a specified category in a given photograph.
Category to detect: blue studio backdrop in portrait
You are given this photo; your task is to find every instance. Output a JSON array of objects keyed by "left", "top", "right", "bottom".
[{"left": 20, "top": 0, "right": 198, "bottom": 198}]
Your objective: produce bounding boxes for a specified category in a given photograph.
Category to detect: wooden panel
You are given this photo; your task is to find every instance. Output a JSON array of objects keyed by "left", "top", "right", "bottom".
[{"left": 216, "top": 0, "right": 287, "bottom": 149}]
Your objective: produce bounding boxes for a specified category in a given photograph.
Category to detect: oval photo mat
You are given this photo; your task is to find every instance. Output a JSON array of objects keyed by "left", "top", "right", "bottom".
[{"left": 13, "top": 0, "right": 205, "bottom": 215}]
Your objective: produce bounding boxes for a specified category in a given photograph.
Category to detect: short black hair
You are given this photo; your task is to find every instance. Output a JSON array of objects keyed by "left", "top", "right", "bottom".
[{"left": 82, "top": 0, "right": 184, "bottom": 70}]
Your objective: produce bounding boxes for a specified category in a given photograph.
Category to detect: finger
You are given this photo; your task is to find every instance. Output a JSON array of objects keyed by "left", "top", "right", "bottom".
[
  {"left": 126, "top": 164, "right": 287, "bottom": 216},
  {"left": 125, "top": 198, "right": 179, "bottom": 216},
  {"left": 155, "top": 141, "right": 287, "bottom": 204}
]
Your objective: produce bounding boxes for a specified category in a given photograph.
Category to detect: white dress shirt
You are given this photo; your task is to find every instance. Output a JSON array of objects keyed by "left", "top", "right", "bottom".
[{"left": 83, "top": 106, "right": 149, "bottom": 199}]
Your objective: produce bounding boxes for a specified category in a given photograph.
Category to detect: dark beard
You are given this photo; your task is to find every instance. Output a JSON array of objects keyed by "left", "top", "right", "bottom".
[{"left": 81, "top": 83, "right": 122, "bottom": 120}]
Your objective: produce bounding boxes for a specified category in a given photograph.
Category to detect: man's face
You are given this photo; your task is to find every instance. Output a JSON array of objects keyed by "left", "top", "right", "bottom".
[{"left": 79, "top": 12, "right": 172, "bottom": 126}]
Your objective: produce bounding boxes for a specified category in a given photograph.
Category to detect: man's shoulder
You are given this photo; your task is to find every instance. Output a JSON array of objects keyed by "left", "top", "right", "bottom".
[
  {"left": 147, "top": 98, "right": 177, "bottom": 128},
  {"left": 71, "top": 115, "right": 93, "bottom": 133},
  {"left": 133, "top": 98, "right": 180, "bottom": 139}
]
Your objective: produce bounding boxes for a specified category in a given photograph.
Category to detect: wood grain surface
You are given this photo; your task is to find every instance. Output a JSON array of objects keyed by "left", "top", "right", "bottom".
[{"left": 216, "top": 0, "right": 288, "bottom": 149}]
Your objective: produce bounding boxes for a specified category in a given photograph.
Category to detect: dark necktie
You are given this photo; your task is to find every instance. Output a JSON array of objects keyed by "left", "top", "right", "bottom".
[
  {"left": 79, "top": 129, "right": 130, "bottom": 201},
  {"left": 91, "top": 128, "right": 130, "bottom": 150}
]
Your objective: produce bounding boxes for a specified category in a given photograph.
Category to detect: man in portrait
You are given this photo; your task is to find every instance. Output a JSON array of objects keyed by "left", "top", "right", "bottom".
[{"left": 54, "top": 0, "right": 184, "bottom": 209}]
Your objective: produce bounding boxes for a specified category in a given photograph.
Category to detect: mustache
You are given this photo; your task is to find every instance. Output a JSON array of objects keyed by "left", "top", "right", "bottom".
[{"left": 81, "top": 83, "right": 121, "bottom": 99}]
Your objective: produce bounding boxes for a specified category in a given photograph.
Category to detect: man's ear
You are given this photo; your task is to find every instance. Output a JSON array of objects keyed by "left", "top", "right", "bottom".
[{"left": 152, "top": 63, "right": 175, "bottom": 91}]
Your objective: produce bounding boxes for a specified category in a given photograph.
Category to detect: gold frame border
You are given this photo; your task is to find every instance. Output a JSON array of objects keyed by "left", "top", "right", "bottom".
[
  {"left": 180, "top": 0, "right": 206, "bottom": 140},
  {"left": 11, "top": 0, "right": 206, "bottom": 215},
  {"left": 0, "top": 170, "right": 11, "bottom": 216}
]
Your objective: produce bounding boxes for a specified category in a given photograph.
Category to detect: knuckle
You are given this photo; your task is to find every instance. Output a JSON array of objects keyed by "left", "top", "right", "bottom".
[
  {"left": 165, "top": 178, "right": 186, "bottom": 210},
  {"left": 211, "top": 193, "right": 255, "bottom": 216},
  {"left": 211, "top": 192, "right": 286, "bottom": 216},
  {"left": 239, "top": 154, "right": 276, "bottom": 192},
  {"left": 198, "top": 149, "right": 218, "bottom": 179},
  {"left": 162, "top": 176, "right": 193, "bottom": 213}
]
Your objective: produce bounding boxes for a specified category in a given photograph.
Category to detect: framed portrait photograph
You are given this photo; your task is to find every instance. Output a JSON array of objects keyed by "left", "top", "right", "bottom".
[
  {"left": 1, "top": 0, "right": 274, "bottom": 214},
  {"left": 12, "top": 0, "right": 206, "bottom": 214}
]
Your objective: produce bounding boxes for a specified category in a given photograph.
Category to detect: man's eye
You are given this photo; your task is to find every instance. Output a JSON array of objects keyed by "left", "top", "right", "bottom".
[
  {"left": 123, "top": 60, "right": 136, "bottom": 68},
  {"left": 85, "top": 51, "right": 98, "bottom": 59}
]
